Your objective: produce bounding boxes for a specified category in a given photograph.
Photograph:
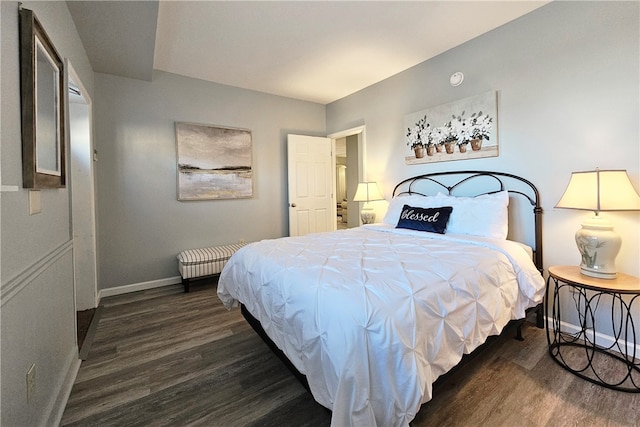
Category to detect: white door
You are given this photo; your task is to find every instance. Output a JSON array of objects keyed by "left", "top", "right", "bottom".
[
  {"left": 287, "top": 134, "right": 335, "bottom": 236},
  {"left": 68, "top": 63, "right": 98, "bottom": 311}
]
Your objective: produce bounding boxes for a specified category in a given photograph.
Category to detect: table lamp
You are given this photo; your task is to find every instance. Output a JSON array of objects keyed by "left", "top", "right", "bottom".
[
  {"left": 353, "top": 181, "right": 384, "bottom": 224},
  {"left": 555, "top": 168, "right": 640, "bottom": 279}
]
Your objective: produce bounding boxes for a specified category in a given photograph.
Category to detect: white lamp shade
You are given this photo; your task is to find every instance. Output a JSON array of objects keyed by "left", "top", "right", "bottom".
[
  {"left": 353, "top": 182, "right": 383, "bottom": 225},
  {"left": 353, "top": 182, "right": 384, "bottom": 203},
  {"left": 555, "top": 169, "right": 640, "bottom": 212}
]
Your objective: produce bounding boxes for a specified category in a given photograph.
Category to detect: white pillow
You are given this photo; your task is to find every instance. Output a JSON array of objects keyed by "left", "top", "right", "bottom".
[
  {"left": 382, "top": 191, "right": 509, "bottom": 239},
  {"left": 433, "top": 191, "right": 509, "bottom": 239}
]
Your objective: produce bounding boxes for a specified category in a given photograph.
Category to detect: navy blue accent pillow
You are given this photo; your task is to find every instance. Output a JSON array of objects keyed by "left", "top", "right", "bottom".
[{"left": 396, "top": 205, "right": 453, "bottom": 234}]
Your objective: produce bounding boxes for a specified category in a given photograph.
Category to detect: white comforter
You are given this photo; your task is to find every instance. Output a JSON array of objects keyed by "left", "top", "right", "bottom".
[{"left": 217, "top": 225, "right": 545, "bottom": 427}]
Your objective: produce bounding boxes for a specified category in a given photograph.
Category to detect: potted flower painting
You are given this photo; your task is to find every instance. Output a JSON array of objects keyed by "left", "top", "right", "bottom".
[
  {"left": 403, "top": 91, "right": 498, "bottom": 164},
  {"left": 405, "top": 111, "right": 492, "bottom": 156}
]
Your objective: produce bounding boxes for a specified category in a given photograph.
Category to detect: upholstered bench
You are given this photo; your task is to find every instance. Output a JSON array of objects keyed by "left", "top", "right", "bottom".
[{"left": 177, "top": 242, "right": 248, "bottom": 292}]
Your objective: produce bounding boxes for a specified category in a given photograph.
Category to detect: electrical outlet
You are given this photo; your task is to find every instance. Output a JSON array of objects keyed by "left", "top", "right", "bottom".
[{"left": 26, "top": 363, "right": 36, "bottom": 402}]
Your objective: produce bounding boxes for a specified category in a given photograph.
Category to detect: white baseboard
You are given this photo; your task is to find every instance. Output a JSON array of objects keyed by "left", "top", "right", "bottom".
[
  {"left": 548, "top": 317, "right": 640, "bottom": 356},
  {"left": 99, "top": 276, "right": 182, "bottom": 299}
]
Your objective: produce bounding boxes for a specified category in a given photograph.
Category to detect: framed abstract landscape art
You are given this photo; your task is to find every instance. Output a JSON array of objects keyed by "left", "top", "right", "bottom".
[{"left": 175, "top": 122, "right": 253, "bottom": 200}]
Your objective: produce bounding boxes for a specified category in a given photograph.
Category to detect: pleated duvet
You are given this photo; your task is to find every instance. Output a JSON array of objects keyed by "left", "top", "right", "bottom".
[{"left": 218, "top": 224, "right": 545, "bottom": 427}]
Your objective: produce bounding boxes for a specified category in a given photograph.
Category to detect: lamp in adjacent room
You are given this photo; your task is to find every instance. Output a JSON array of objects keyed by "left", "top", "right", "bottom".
[
  {"left": 555, "top": 168, "right": 640, "bottom": 279},
  {"left": 353, "top": 181, "right": 384, "bottom": 224}
]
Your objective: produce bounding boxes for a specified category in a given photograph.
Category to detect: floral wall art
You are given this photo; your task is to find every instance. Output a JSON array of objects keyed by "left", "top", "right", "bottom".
[
  {"left": 404, "top": 90, "right": 498, "bottom": 164},
  {"left": 176, "top": 122, "right": 253, "bottom": 200}
]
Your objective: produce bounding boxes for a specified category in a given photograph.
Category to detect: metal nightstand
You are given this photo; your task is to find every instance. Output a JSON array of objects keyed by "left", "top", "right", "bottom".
[{"left": 546, "top": 265, "right": 640, "bottom": 392}]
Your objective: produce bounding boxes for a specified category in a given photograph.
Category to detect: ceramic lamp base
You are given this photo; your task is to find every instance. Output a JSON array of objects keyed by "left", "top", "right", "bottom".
[
  {"left": 360, "top": 210, "right": 376, "bottom": 225},
  {"left": 575, "top": 216, "right": 621, "bottom": 280}
]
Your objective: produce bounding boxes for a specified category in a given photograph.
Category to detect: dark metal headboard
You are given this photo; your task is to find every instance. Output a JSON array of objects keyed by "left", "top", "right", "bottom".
[{"left": 392, "top": 170, "right": 543, "bottom": 272}]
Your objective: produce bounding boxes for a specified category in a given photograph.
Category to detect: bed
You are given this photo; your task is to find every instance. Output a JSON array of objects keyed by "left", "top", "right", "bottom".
[{"left": 217, "top": 170, "right": 545, "bottom": 427}]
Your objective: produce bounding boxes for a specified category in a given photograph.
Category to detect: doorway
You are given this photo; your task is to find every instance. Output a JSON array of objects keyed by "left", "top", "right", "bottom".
[
  {"left": 67, "top": 62, "right": 98, "bottom": 354},
  {"left": 329, "top": 126, "right": 365, "bottom": 229}
]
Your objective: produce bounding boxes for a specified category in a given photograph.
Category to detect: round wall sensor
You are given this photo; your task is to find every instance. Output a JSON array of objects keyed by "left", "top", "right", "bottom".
[{"left": 450, "top": 72, "right": 464, "bottom": 87}]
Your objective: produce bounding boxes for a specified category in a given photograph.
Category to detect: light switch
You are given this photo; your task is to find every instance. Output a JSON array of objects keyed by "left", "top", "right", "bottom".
[{"left": 29, "top": 190, "right": 41, "bottom": 215}]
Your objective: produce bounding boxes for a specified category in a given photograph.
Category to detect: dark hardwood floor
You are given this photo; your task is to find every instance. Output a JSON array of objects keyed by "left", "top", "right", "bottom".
[{"left": 61, "top": 278, "right": 640, "bottom": 426}]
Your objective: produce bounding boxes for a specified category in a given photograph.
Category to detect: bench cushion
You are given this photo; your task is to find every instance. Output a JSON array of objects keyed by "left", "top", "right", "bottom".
[{"left": 178, "top": 243, "right": 248, "bottom": 280}]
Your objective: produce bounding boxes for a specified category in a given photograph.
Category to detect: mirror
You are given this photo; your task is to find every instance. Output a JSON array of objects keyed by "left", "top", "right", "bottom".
[{"left": 20, "top": 8, "right": 65, "bottom": 188}]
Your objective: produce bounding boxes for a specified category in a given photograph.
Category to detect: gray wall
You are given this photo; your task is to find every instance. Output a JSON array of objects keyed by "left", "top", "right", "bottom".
[
  {"left": 326, "top": 1, "right": 639, "bottom": 339},
  {"left": 94, "top": 71, "right": 326, "bottom": 290},
  {"left": 1, "top": 1, "right": 94, "bottom": 425},
  {"left": 327, "top": 1, "right": 640, "bottom": 277}
]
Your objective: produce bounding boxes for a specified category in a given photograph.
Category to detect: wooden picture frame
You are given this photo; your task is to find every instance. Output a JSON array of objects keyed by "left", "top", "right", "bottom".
[{"left": 20, "top": 8, "right": 66, "bottom": 188}]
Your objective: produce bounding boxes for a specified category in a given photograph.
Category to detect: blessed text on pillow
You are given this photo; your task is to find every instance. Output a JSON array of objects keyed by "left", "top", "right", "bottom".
[{"left": 396, "top": 205, "right": 453, "bottom": 234}]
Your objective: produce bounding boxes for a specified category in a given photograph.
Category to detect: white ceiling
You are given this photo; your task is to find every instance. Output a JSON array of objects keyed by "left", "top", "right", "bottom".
[{"left": 68, "top": 1, "right": 548, "bottom": 105}]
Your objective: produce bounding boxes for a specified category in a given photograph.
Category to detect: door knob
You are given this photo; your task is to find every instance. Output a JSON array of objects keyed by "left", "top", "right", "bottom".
[{"left": 290, "top": 203, "right": 297, "bottom": 207}]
